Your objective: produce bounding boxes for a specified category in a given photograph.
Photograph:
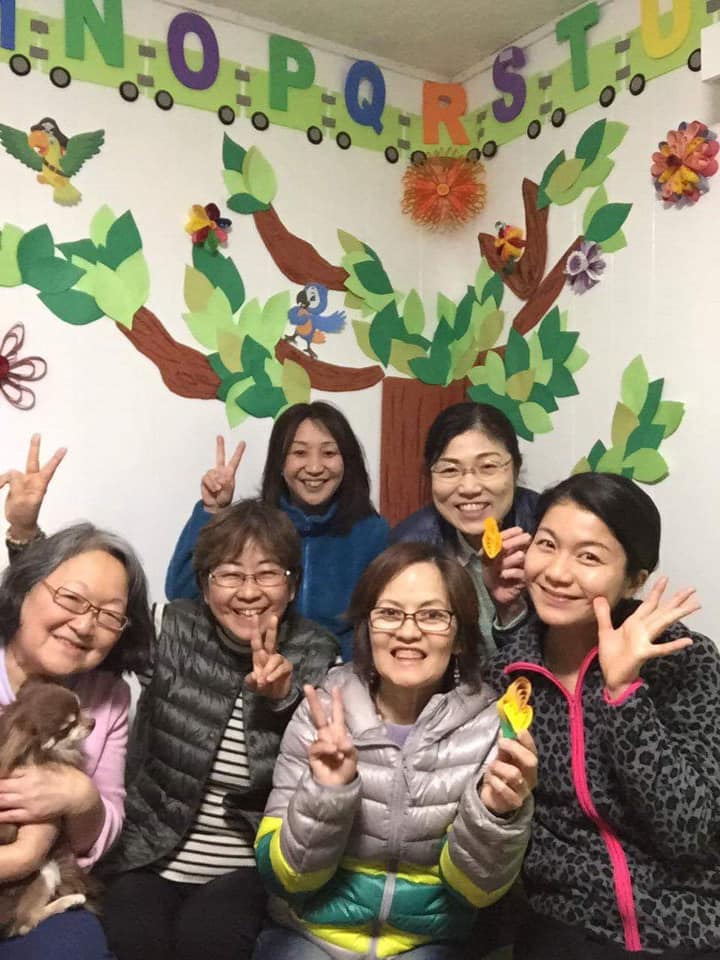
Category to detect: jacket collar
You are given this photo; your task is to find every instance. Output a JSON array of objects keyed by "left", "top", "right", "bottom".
[{"left": 280, "top": 495, "right": 338, "bottom": 535}]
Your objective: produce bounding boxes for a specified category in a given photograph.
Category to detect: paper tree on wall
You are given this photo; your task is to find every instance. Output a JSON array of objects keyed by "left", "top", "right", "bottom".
[{"left": 0, "top": 119, "right": 684, "bottom": 522}]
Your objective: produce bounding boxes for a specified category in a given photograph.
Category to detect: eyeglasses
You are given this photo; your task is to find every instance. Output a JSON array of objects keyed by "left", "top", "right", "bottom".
[
  {"left": 369, "top": 607, "right": 455, "bottom": 634},
  {"left": 430, "top": 456, "right": 513, "bottom": 484},
  {"left": 208, "top": 569, "right": 291, "bottom": 589},
  {"left": 42, "top": 581, "right": 129, "bottom": 632}
]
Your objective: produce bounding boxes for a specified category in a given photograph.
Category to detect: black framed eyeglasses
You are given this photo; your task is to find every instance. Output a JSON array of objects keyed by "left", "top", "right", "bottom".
[
  {"left": 42, "top": 581, "right": 129, "bottom": 632},
  {"left": 369, "top": 607, "right": 455, "bottom": 634},
  {"left": 208, "top": 569, "right": 291, "bottom": 589}
]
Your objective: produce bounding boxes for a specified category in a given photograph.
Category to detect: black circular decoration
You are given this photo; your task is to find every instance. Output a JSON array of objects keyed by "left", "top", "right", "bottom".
[
  {"left": 384, "top": 146, "right": 399, "bottom": 164},
  {"left": 251, "top": 111, "right": 269, "bottom": 131},
  {"left": 629, "top": 73, "right": 646, "bottom": 96},
  {"left": 155, "top": 90, "right": 174, "bottom": 110},
  {"left": 50, "top": 66, "right": 71, "bottom": 88},
  {"left": 599, "top": 85, "right": 616, "bottom": 108},
  {"left": 551, "top": 107, "right": 566, "bottom": 128},
  {"left": 527, "top": 120, "right": 541, "bottom": 140},
  {"left": 466, "top": 147, "right": 482, "bottom": 162},
  {"left": 307, "top": 125, "right": 323, "bottom": 145},
  {"left": 482, "top": 140, "right": 498, "bottom": 158},
  {"left": 410, "top": 150, "right": 427, "bottom": 165},
  {"left": 9, "top": 54, "right": 31, "bottom": 77},
  {"left": 217, "top": 105, "right": 235, "bottom": 125},
  {"left": 688, "top": 48, "right": 701, "bottom": 72},
  {"left": 119, "top": 80, "right": 139, "bottom": 102},
  {"left": 336, "top": 131, "right": 352, "bottom": 150}
]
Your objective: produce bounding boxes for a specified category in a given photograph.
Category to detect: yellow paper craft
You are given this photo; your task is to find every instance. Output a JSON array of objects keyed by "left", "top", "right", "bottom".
[
  {"left": 482, "top": 516, "right": 502, "bottom": 559},
  {"left": 497, "top": 676, "right": 533, "bottom": 739}
]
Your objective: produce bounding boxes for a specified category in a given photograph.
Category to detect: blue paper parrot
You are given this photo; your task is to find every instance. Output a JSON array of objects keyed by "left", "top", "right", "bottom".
[{"left": 284, "top": 284, "right": 346, "bottom": 359}]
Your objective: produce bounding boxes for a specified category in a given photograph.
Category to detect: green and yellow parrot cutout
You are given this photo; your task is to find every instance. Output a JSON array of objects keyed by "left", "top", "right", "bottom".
[{"left": 0, "top": 117, "right": 104, "bottom": 206}]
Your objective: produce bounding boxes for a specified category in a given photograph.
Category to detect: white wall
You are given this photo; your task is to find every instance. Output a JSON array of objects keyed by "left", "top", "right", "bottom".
[{"left": 2, "top": 0, "right": 719, "bottom": 638}]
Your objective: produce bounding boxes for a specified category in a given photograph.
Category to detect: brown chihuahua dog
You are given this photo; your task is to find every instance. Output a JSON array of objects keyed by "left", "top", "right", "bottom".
[{"left": 0, "top": 677, "right": 96, "bottom": 936}]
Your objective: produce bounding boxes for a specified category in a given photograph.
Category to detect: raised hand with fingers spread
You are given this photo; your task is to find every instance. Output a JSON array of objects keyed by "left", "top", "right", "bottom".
[
  {"left": 304, "top": 684, "right": 357, "bottom": 787},
  {"left": 0, "top": 433, "right": 66, "bottom": 540},
  {"left": 595, "top": 577, "right": 701, "bottom": 699},
  {"left": 245, "top": 615, "right": 294, "bottom": 701},
  {"left": 201, "top": 436, "right": 246, "bottom": 513}
]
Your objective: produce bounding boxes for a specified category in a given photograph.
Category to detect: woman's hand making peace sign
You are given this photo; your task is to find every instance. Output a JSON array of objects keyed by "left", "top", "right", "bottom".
[
  {"left": 0, "top": 434, "right": 66, "bottom": 540},
  {"left": 304, "top": 685, "right": 358, "bottom": 787},
  {"left": 201, "top": 436, "right": 246, "bottom": 513},
  {"left": 245, "top": 616, "right": 294, "bottom": 701}
]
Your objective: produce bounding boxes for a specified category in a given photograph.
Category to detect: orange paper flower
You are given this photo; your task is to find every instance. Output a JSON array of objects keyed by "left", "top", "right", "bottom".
[{"left": 402, "top": 154, "right": 486, "bottom": 229}]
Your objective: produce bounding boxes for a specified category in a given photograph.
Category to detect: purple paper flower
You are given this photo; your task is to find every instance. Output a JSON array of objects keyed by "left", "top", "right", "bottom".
[
  {"left": 565, "top": 241, "right": 606, "bottom": 294},
  {"left": 0, "top": 323, "right": 47, "bottom": 410}
]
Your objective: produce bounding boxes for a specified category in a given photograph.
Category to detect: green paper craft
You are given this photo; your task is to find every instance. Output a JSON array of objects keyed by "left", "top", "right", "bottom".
[
  {"left": 575, "top": 119, "right": 607, "bottom": 169},
  {"left": 192, "top": 246, "right": 245, "bottom": 314},
  {"left": 39, "top": 288, "right": 104, "bottom": 325},
  {"left": 184, "top": 267, "right": 215, "bottom": 313},
  {"left": 243, "top": 147, "right": 278, "bottom": 206},
  {"left": 90, "top": 207, "right": 115, "bottom": 247},
  {"left": 402, "top": 290, "right": 425, "bottom": 336},
  {"left": 222, "top": 135, "right": 247, "bottom": 173},
  {"left": 621, "top": 355, "right": 649, "bottom": 415},
  {"left": 584, "top": 203, "right": 632, "bottom": 245},
  {"left": 227, "top": 194, "right": 270, "bottom": 215},
  {"left": 0, "top": 225, "right": 24, "bottom": 287},
  {"left": 65, "top": 0, "right": 125, "bottom": 67}
]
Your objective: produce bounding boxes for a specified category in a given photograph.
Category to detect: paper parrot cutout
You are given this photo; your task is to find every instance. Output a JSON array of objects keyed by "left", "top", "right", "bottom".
[
  {"left": 0, "top": 117, "right": 104, "bottom": 206},
  {"left": 284, "top": 284, "right": 346, "bottom": 359}
]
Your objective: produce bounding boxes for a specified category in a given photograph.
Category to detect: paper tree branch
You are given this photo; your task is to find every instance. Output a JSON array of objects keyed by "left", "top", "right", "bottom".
[
  {"left": 275, "top": 339, "right": 383, "bottom": 390},
  {"left": 252, "top": 207, "right": 349, "bottom": 290}
]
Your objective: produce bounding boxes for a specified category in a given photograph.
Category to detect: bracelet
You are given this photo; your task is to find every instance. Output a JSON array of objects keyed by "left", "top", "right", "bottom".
[{"left": 5, "top": 530, "right": 45, "bottom": 547}]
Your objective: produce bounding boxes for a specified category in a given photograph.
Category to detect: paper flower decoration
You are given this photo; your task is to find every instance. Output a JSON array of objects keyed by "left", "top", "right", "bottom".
[
  {"left": 651, "top": 121, "right": 719, "bottom": 206},
  {"left": 185, "top": 202, "right": 232, "bottom": 254},
  {"left": 565, "top": 241, "right": 606, "bottom": 294},
  {"left": 497, "top": 677, "right": 533, "bottom": 740},
  {"left": 401, "top": 154, "right": 486, "bottom": 229},
  {"left": 494, "top": 222, "right": 526, "bottom": 264},
  {"left": 482, "top": 517, "right": 502, "bottom": 559},
  {"left": 0, "top": 323, "right": 47, "bottom": 410}
]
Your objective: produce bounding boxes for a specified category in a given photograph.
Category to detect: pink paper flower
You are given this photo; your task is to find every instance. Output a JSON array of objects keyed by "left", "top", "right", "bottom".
[
  {"left": 651, "top": 121, "right": 719, "bottom": 206},
  {"left": 0, "top": 323, "right": 47, "bottom": 410},
  {"left": 565, "top": 241, "right": 606, "bottom": 294}
]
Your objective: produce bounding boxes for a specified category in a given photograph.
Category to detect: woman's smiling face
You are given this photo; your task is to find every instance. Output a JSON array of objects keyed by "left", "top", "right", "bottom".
[{"left": 282, "top": 419, "right": 344, "bottom": 511}]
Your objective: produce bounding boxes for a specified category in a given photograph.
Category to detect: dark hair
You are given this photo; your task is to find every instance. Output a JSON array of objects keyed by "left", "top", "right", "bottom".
[
  {"left": 193, "top": 498, "right": 302, "bottom": 592},
  {"left": 424, "top": 402, "right": 522, "bottom": 476},
  {"left": 0, "top": 524, "right": 152, "bottom": 674},
  {"left": 535, "top": 473, "right": 661, "bottom": 577},
  {"left": 261, "top": 402, "right": 376, "bottom": 534},
  {"left": 348, "top": 541, "right": 484, "bottom": 689}
]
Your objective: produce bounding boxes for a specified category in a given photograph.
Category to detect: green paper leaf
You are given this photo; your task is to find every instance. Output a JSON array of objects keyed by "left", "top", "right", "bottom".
[
  {"left": 38, "top": 289, "right": 103, "bottom": 325},
  {"left": 638, "top": 378, "right": 664, "bottom": 423},
  {"left": 237, "top": 298, "right": 262, "bottom": 335},
  {"left": 101, "top": 211, "right": 142, "bottom": 270},
  {"left": 621, "top": 356, "right": 649, "bottom": 415},
  {"left": 652, "top": 400, "right": 685, "bottom": 438},
  {"left": 222, "top": 134, "right": 247, "bottom": 173},
  {"left": 520, "top": 401, "right": 553, "bottom": 434},
  {"left": 504, "top": 328, "right": 530, "bottom": 377},
  {"left": 585, "top": 203, "right": 631, "bottom": 244},
  {"left": 625, "top": 422, "right": 666, "bottom": 457},
  {"left": 192, "top": 246, "right": 245, "bottom": 313},
  {"left": 217, "top": 331, "right": 243, "bottom": 372},
  {"left": 600, "top": 230, "right": 627, "bottom": 254},
  {"left": 573, "top": 457, "right": 592, "bottom": 475},
  {"left": 58, "top": 239, "right": 97, "bottom": 264},
  {"left": 258, "top": 291, "right": 291, "bottom": 350},
  {"left": 481, "top": 272, "right": 504, "bottom": 307},
  {"left": 389, "top": 340, "right": 427, "bottom": 376},
  {"left": 408, "top": 319, "right": 453, "bottom": 385},
  {"left": 241, "top": 336, "right": 271, "bottom": 383},
  {"left": 237, "top": 383, "right": 286, "bottom": 419},
  {"left": 90, "top": 206, "right": 115, "bottom": 247},
  {"left": 243, "top": 146, "right": 277, "bottom": 205},
  {"left": 281, "top": 359, "right": 311, "bottom": 406},
  {"left": 437, "top": 292, "right": 456, "bottom": 327},
  {"left": 453, "top": 289, "right": 475, "bottom": 340},
  {"left": 547, "top": 364, "right": 579, "bottom": 398},
  {"left": 622, "top": 448, "right": 669, "bottom": 484},
  {"left": 0, "top": 225, "right": 24, "bottom": 287},
  {"left": 223, "top": 170, "right": 248, "bottom": 196},
  {"left": 474, "top": 260, "right": 493, "bottom": 300},
  {"left": 352, "top": 319, "right": 380, "bottom": 363},
  {"left": 506, "top": 369, "right": 534, "bottom": 402},
  {"left": 596, "top": 446, "right": 625, "bottom": 473},
  {"left": 403, "top": 289, "right": 425, "bottom": 336},
  {"left": 582, "top": 186, "right": 608, "bottom": 235},
  {"left": 355, "top": 259, "right": 393, "bottom": 296},
  {"left": 565, "top": 344, "right": 589, "bottom": 375},
  {"left": 227, "top": 193, "right": 270, "bottom": 215},
  {"left": 183, "top": 287, "right": 235, "bottom": 349},
  {"left": 611, "top": 403, "right": 640, "bottom": 447},
  {"left": 546, "top": 158, "right": 585, "bottom": 201},
  {"left": 115, "top": 249, "right": 150, "bottom": 307},
  {"left": 337, "top": 229, "right": 364, "bottom": 255},
  {"left": 483, "top": 351, "right": 506, "bottom": 395},
  {"left": 225, "top": 377, "right": 251, "bottom": 428},
  {"left": 474, "top": 307, "right": 504, "bottom": 352},
  {"left": 575, "top": 120, "right": 606, "bottom": 169},
  {"left": 184, "top": 266, "right": 215, "bottom": 312},
  {"left": 369, "top": 303, "right": 403, "bottom": 367},
  {"left": 21, "top": 257, "right": 85, "bottom": 294},
  {"left": 528, "top": 382, "right": 558, "bottom": 413},
  {"left": 17, "top": 225, "right": 55, "bottom": 279},
  {"left": 599, "top": 121, "right": 628, "bottom": 156},
  {"left": 578, "top": 155, "right": 614, "bottom": 188},
  {"left": 587, "top": 440, "right": 607, "bottom": 470},
  {"left": 93, "top": 262, "right": 140, "bottom": 329},
  {"left": 533, "top": 358, "right": 554, "bottom": 386},
  {"left": 537, "top": 150, "right": 565, "bottom": 209}
]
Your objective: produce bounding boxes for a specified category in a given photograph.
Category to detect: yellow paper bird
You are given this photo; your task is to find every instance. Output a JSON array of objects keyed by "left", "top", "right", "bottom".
[
  {"left": 497, "top": 677, "right": 533, "bottom": 739},
  {"left": 0, "top": 117, "right": 104, "bottom": 206}
]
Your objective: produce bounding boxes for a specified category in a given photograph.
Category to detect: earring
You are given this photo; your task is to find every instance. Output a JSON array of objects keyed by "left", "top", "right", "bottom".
[
  {"left": 369, "top": 665, "right": 379, "bottom": 687},
  {"left": 453, "top": 656, "right": 461, "bottom": 687}
]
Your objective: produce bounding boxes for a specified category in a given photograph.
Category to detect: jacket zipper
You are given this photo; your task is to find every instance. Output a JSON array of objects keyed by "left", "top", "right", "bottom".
[{"left": 505, "top": 657, "right": 643, "bottom": 951}]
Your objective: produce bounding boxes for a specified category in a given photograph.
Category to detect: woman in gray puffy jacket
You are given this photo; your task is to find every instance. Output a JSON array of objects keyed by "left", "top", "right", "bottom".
[{"left": 253, "top": 541, "right": 537, "bottom": 960}]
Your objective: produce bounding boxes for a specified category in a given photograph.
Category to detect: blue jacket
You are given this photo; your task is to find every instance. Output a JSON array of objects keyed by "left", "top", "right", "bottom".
[
  {"left": 165, "top": 499, "right": 389, "bottom": 661},
  {"left": 388, "top": 486, "right": 539, "bottom": 549}
]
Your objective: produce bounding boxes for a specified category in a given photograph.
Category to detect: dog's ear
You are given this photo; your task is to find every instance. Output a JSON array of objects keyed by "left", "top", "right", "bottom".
[{"left": 0, "top": 723, "right": 34, "bottom": 775}]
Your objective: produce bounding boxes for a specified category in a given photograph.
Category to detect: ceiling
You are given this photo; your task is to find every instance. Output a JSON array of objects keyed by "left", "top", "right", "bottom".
[{"left": 195, "top": 0, "right": 583, "bottom": 80}]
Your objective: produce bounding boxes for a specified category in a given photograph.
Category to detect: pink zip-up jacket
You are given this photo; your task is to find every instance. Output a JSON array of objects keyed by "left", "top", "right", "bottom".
[
  {"left": 0, "top": 651, "right": 129, "bottom": 869},
  {"left": 489, "top": 607, "right": 720, "bottom": 954}
]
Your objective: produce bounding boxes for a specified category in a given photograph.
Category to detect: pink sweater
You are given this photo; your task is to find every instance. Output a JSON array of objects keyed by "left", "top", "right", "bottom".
[{"left": 0, "top": 651, "right": 129, "bottom": 868}]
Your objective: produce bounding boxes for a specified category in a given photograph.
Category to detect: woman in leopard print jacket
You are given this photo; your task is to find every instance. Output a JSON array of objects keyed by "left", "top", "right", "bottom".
[{"left": 489, "top": 473, "right": 720, "bottom": 960}]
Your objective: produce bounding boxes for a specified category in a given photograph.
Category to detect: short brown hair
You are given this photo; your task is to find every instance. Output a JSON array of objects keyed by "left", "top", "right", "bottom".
[
  {"left": 348, "top": 541, "right": 484, "bottom": 688},
  {"left": 193, "top": 499, "right": 302, "bottom": 590}
]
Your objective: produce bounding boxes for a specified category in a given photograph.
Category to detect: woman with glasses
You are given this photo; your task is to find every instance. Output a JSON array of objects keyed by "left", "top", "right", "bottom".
[
  {"left": 252, "top": 541, "right": 537, "bottom": 960},
  {"left": 165, "top": 402, "right": 389, "bottom": 661},
  {"left": 0, "top": 436, "right": 153, "bottom": 960},
  {"left": 390, "top": 402, "right": 538, "bottom": 655}
]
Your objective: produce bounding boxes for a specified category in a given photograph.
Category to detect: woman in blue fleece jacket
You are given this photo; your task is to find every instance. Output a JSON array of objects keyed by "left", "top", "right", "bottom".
[{"left": 165, "top": 403, "right": 388, "bottom": 661}]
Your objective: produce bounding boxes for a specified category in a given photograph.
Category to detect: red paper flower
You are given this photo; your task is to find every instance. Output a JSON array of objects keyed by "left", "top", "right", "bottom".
[
  {"left": 651, "top": 121, "right": 719, "bottom": 206},
  {"left": 402, "top": 154, "right": 487, "bottom": 229},
  {"left": 0, "top": 323, "right": 47, "bottom": 410}
]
